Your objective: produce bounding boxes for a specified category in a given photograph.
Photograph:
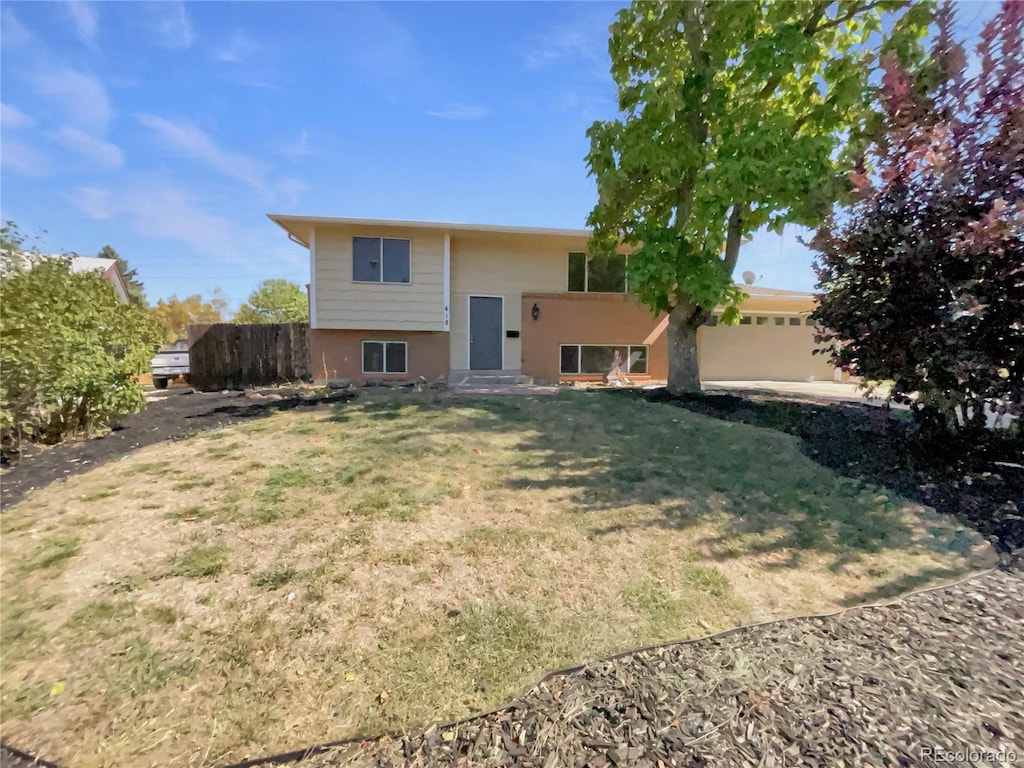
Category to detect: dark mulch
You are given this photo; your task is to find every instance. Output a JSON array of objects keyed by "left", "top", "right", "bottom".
[
  {"left": 0, "top": 743, "right": 58, "bottom": 768},
  {"left": 0, "top": 387, "right": 355, "bottom": 509},
  {"left": 269, "top": 569, "right": 1024, "bottom": 767},
  {"left": 613, "top": 388, "right": 1024, "bottom": 553}
]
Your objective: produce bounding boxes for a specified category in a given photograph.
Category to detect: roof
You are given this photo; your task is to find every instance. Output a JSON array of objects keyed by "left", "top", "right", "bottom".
[
  {"left": 267, "top": 213, "right": 591, "bottom": 248},
  {"left": 738, "top": 284, "right": 816, "bottom": 298},
  {"left": 68, "top": 256, "right": 117, "bottom": 274}
]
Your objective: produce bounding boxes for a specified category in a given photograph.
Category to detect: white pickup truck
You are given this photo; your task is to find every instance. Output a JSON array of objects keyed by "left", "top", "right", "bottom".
[{"left": 151, "top": 339, "right": 190, "bottom": 389}]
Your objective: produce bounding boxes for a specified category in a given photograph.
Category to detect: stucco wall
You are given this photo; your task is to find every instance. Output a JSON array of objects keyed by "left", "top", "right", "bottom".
[
  {"left": 449, "top": 232, "right": 590, "bottom": 370},
  {"left": 313, "top": 224, "right": 446, "bottom": 331},
  {"left": 309, "top": 329, "right": 449, "bottom": 382},
  {"left": 698, "top": 323, "right": 836, "bottom": 382},
  {"left": 520, "top": 292, "right": 668, "bottom": 381}
]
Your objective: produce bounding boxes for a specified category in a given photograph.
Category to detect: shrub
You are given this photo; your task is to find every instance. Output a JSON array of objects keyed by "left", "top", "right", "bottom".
[{"left": 1, "top": 250, "right": 163, "bottom": 452}]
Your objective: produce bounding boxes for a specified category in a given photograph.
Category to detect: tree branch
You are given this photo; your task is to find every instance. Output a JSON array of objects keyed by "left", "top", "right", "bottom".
[{"left": 722, "top": 203, "right": 745, "bottom": 276}]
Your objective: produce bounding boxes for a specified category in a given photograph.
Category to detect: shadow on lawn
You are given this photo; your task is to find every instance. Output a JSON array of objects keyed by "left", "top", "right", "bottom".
[{"left": 327, "top": 390, "right": 1007, "bottom": 581}]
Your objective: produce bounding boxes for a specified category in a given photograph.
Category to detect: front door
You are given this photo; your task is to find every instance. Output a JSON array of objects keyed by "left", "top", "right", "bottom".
[{"left": 469, "top": 296, "right": 503, "bottom": 370}]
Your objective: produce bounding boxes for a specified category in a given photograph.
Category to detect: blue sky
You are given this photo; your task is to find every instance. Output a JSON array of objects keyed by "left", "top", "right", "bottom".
[{"left": 0, "top": 1, "right": 999, "bottom": 311}]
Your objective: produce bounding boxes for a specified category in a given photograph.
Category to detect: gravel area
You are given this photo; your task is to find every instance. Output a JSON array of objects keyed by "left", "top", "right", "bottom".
[{"left": 268, "top": 569, "right": 1023, "bottom": 768}]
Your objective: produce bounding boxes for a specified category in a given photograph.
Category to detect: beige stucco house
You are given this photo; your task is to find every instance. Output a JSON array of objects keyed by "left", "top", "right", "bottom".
[{"left": 268, "top": 214, "right": 836, "bottom": 384}]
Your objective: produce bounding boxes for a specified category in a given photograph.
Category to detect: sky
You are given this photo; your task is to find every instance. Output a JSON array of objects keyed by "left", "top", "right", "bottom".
[{"left": 0, "top": 1, "right": 1001, "bottom": 312}]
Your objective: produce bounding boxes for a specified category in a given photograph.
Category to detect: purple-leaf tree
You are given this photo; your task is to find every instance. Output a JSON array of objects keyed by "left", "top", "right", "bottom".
[{"left": 812, "top": 0, "right": 1023, "bottom": 439}]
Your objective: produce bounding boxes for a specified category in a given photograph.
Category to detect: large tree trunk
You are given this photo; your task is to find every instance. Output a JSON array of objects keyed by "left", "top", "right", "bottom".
[{"left": 666, "top": 303, "right": 705, "bottom": 395}]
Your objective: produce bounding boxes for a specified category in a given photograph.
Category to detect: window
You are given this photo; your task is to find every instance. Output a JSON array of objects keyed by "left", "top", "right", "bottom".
[
  {"left": 756, "top": 316, "right": 770, "bottom": 325},
  {"left": 362, "top": 341, "right": 407, "bottom": 374},
  {"left": 805, "top": 316, "right": 815, "bottom": 326},
  {"left": 774, "top": 317, "right": 786, "bottom": 326},
  {"left": 353, "top": 237, "right": 410, "bottom": 284},
  {"left": 789, "top": 317, "right": 801, "bottom": 326},
  {"left": 739, "top": 316, "right": 752, "bottom": 325},
  {"left": 567, "top": 252, "right": 627, "bottom": 293},
  {"left": 560, "top": 344, "right": 649, "bottom": 375}
]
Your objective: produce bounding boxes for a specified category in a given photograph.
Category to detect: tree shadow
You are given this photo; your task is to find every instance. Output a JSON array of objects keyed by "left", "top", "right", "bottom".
[{"left": 321, "top": 390, "right": 989, "bottom": 591}]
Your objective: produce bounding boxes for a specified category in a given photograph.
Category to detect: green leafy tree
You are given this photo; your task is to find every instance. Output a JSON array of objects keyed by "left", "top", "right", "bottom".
[
  {"left": 586, "top": 0, "right": 932, "bottom": 393},
  {"left": 151, "top": 291, "right": 229, "bottom": 342},
  {"left": 234, "top": 279, "right": 309, "bottom": 324},
  {"left": 1, "top": 253, "right": 164, "bottom": 450},
  {"left": 97, "top": 244, "right": 147, "bottom": 307}
]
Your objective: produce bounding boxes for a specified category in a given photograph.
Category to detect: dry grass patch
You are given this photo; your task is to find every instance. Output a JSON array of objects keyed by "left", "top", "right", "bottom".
[{"left": 0, "top": 391, "right": 995, "bottom": 766}]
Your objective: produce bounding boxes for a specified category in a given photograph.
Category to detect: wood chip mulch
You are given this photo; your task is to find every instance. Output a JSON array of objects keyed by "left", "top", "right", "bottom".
[{"left": 291, "top": 569, "right": 1023, "bottom": 768}]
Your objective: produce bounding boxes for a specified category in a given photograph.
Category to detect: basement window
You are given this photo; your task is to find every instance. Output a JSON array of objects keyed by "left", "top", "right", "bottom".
[
  {"left": 789, "top": 317, "right": 801, "bottom": 326},
  {"left": 567, "top": 252, "right": 627, "bottom": 293},
  {"left": 353, "top": 237, "right": 411, "bottom": 284},
  {"left": 362, "top": 341, "right": 407, "bottom": 374},
  {"left": 774, "top": 317, "right": 786, "bottom": 326},
  {"left": 739, "top": 316, "right": 752, "bottom": 325},
  {"left": 560, "top": 344, "right": 648, "bottom": 375},
  {"left": 756, "top": 316, "right": 770, "bottom": 325}
]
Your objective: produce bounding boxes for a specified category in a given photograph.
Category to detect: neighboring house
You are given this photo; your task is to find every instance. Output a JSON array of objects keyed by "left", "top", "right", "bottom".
[
  {"left": 68, "top": 256, "right": 131, "bottom": 304},
  {"left": 268, "top": 214, "right": 837, "bottom": 384}
]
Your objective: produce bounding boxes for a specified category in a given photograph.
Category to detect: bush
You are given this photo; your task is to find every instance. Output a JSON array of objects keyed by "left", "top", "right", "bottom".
[{"left": 1, "top": 253, "right": 163, "bottom": 452}]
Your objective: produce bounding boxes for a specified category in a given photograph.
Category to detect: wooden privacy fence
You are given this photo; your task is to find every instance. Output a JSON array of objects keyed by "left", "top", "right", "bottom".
[{"left": 187, "top": 323, "right": 310, "bottom": 391}]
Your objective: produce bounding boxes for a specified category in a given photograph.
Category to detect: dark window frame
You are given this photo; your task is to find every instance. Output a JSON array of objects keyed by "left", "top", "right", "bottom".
[
  {"left": 361, "top": 340, "right": 408, "bottom": 374},
  {"left": 567, "top": 252, "right": 628, "bottom": 293},
  {"left": 352, "top": 237, "right": 411, "bottom": 284},
  {"left": 559, "top": 344, "right": 649, "bottom": 375}
]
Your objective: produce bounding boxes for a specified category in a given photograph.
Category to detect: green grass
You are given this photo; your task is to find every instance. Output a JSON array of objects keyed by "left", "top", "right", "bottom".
[
  {"left": 20, "top": 536, "right": 81, "bottom": 572},
  {"left": 168, "top": 544, "right": 229, "bottom": 578},
  {"left": 80, "top": 486, "right": 119, "bottom": 502},
  {"left": 251, "top": 565, "right": 297, "bottom": 590}
]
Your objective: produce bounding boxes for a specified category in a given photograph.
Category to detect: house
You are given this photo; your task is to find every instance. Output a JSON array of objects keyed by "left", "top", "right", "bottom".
[
  {"left": 68, "top": 256, "right": 131, "bottom": 304},
  {"left": 267, "top": 214, "right": 837, "bottom": 384}
]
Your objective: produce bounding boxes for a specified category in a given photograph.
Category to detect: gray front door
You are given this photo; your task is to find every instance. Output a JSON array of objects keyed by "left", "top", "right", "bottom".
[{"left": 469, "top": 296, "right": 503, "bottom": 370}]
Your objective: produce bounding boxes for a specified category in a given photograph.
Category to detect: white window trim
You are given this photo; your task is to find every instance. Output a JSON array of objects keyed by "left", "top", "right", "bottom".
[
  {"left": 567, "top": 252, "right": 629, "bottom": 294},
  {"left": 361, "top": 340, "right": 408, "bottom": 375},
  {"left": 352, "top": 236, "right": 413, "bottom": 285},
  {"left": 559, "top": 344, "right": 649, "bottom": 375}
]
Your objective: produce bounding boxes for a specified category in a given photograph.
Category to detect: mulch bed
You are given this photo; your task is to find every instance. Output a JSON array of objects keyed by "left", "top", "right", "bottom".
[
  {"left": 259, "top": 569, "right": 1024, "bottom": 768},
  {"left": 0, "top": 387, "right": 355, "bottom": 509}
]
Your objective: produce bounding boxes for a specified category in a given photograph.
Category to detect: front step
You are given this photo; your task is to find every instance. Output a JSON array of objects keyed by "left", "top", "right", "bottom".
[{"left": 450, "top": 369, "right": 533, "bottom": 387}]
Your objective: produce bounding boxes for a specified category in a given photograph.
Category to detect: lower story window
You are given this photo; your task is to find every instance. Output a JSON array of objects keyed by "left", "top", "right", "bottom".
[
  {"left": 560, "top": 344, "right": 648, "bottom": 375},
  {"left": 362, "top": 341, "right": 407, "bottom": 374}
]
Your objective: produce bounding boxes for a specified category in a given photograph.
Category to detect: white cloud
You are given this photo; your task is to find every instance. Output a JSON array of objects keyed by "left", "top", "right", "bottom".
[
  {"left": 212, "top": 31, "right": 258, "bottom": 63},
  {"left": 51, "top": 126, "right": 123, "bottom": 169},
  {"left": 0, "top": 139, "right": 52, "bottom": 177},
  {"left": 147, "top": 1, "right": 193, "bottom": 49},
  {"left": 277, "top": 178, "right": 308, "bottom": 208},
  {"left": 70, "top": 180, "right": 304, "bottom": 274},
  {"left": 427, "top": 105, "right": 490, "bottom": 120},
  {"left": 279, "top": 129, "right": 314, "bottom": 160},
  {"left": 1, "top": 103, "right": 33, "bottom": 129},
  {"left": 65, "top": 1, "right": 98, "bottom": 45},
  {"left": 134, "top": 113, "right": 267, "bottom": 193},
  {"left": 74, "top": 186, "right": 112, "bottom": 219},
  {"left": 0, "top": 8, "right": 33, "bottom": 48},
  {"left": 30, "top": 66, "right": 112, "bottom": 131}
]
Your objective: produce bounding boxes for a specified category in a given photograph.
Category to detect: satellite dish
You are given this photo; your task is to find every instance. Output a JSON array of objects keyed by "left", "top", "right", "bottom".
[{"left": 741, "top": 270, "right": 756, "bottom": 285}]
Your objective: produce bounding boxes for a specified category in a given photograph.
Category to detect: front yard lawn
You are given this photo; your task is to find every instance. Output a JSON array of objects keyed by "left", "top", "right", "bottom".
[{"left": 0, "top": 391, "right": 994, "bottom": 766}]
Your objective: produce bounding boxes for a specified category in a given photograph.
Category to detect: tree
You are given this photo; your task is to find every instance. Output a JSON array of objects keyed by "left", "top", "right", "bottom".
[
  {"left": 150, "top": 291, "right": 228, "bottom": 342},
  {"left": 1, "top": 253, "right": 164, "bottom": 449},
  {"left": 586, "top": 0, "right": 932, "bottom": 393},
  {"left": 812, "top": 0, "right": 1023, "bottom": 439},
  {"left": 97, "top": 244, "right": 147, "bottom": 307},
  {"left": 234, "top": 279, "right": 309, "bottom": 324}
]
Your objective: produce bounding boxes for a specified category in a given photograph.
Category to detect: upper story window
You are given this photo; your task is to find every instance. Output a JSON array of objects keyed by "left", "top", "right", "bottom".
[
  {"left": 352, "top": 237, "right": 411, "bottom": 284},
  {"left": 568, "top": 252, "right": 627, "bottom": 293}
]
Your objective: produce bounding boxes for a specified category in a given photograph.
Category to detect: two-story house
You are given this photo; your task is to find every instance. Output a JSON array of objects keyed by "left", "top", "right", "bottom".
[{"left": 267, "top": 214, "right": 836, "bottom": 384}]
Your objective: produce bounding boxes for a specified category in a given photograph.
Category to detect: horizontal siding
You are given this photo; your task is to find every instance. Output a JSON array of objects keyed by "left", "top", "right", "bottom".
[
  {"left": 313, "top": 225, "right": 445, "bottom": 331},
  {"left": 449, "top": 231, "right": 590, "bottom": 369}
]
